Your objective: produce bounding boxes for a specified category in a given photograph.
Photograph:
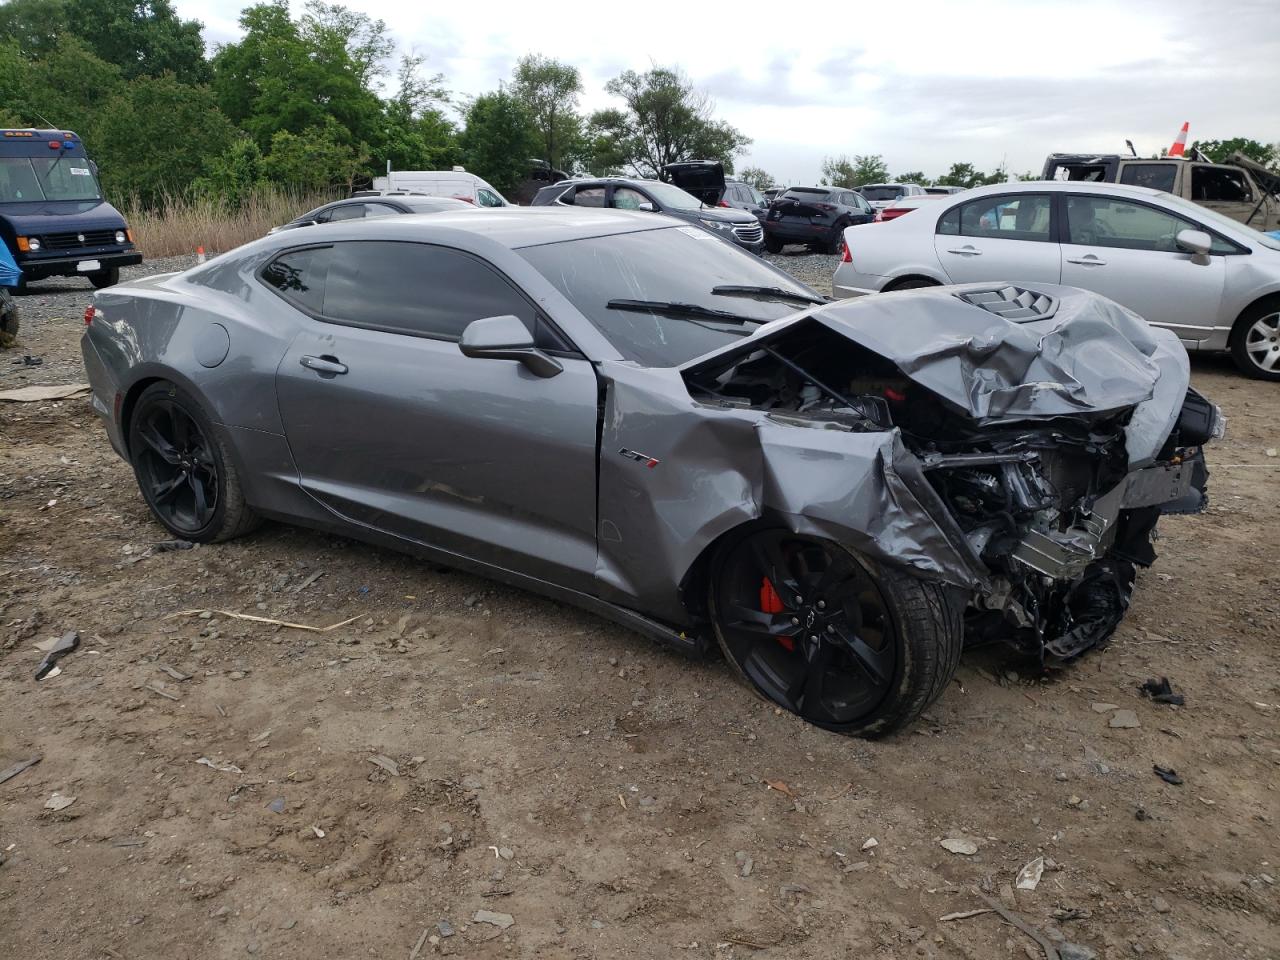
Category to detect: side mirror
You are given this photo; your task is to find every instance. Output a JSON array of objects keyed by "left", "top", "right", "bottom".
[
  {"left": 1176, "top": 228, "right": 1213, "bottom": 265},
  {"left": 459, "top": 314, "right": 563, "bottom": 378},
  {"left": 637, "top": 201, "right": 655, "bottom": 212}
]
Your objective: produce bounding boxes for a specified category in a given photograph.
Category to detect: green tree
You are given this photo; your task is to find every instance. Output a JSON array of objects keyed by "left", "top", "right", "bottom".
[
  {"left": 590, "top": 66, "right": 750, "bottom": 177},
  {"left": 93, "top": 73, "right": 237, "bottom": 202},
  {"left": 262, "top": 122, "right": 367, "bottom": 190},
  {"left": 379, "top": 53, "right": 458, "bottom": 171},
  {"left": 935, "top": 162, "right": 993, "bottom": 189},
  {"left": 896, "top": 170, "right": 929, "bottom": 185},
  {"left": 820, "top": 154, "right": 888, "bottom": 187},
  {"left": 1192, "top": 137, "right": 1278, "bottom": 169},
  {"left": 511, "top": 54, "right": 582, "bottom": 171},
  {"left": 66, "top": 0, "right": 208, "bottom": 82},
  {"left": 737, "top": 165, "right": 774, "bottom": 190},
  {"left": 458, "top": 88, "right": 537, "bottom": 196},
  {"left": 0, "top": 0, "right": 70, "bottom": 58},
  {"left": 1, "top": 35, "right": 125, "bottom": 136},
  {"left": 195, "top": 136, "right": 266, "bottom": 199}
]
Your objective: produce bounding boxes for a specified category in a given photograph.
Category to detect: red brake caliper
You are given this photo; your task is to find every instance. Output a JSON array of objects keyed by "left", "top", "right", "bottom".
[{"left": 759, "top": 578, "right": 795, "bottom": 651}]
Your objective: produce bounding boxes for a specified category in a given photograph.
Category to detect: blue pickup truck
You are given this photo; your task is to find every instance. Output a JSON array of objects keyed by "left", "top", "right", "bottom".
[{"left": 0, "top": 129, "right": 141, "bottom": 290}]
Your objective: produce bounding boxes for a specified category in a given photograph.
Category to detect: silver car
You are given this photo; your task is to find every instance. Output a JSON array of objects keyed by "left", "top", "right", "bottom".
[
  {"left": 81, "top": 209, "right": 1217, "bottom": 737},
  {"left": 833, "top": 180, "right": 1280, "bottom": 379}
]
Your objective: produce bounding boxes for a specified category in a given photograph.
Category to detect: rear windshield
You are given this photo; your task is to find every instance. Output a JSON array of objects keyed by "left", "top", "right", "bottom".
[
  {"left": 1119, "top": 164, "right": 1177, "bottom": 193},
  {"left": 519, "top": 227, "right": 819, "bottom": 366},
  {"left": 860, "top": 186, "right": 905, "bottom": 201},
  {"left": 0, "top": 156, "right": 102, "bottom": 202}
]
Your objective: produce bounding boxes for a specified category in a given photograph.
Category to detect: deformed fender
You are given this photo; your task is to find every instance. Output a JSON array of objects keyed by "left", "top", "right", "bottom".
[{"left": 593, "top": 362, "right": 985, "bottom": 627}]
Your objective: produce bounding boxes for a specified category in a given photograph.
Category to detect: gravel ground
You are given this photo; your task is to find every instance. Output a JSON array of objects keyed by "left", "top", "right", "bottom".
[
  {"left": 2, "top": 254, "right": 1278, "bottom": 960},
  {"left": 763, "top": 249, "right": 840, "bottom": 295}
]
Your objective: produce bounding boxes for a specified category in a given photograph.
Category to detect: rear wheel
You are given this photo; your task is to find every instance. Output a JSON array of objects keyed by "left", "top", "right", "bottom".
[
  {"left": 710, "top": 529, "right": 962, "bottom": 737},
  {"left": 1229, "top": 301, "right": 1280, "bottom": 380},
  {"left": 764, "top": 236, "right": 784, "bottom": 254},
  {"left": 824, "top": 224, "right": 846, "bottom": 255},
  {"left": 128, "top": 382, "right": 260, "bottom": 542},
  {"left": 0, "top": 290, "right": 18, "bottom": 346},
  {"left": 89, "top": 267, "right": 120, "bottom": 289}
]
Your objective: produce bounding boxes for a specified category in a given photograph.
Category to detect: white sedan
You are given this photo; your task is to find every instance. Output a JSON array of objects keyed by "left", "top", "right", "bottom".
[{"left": 833, "top": 180, "right": 1280, "bottom": 379}]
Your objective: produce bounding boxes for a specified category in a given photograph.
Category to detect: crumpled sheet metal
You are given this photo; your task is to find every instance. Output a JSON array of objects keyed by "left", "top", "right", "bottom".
[
  {"left": 594, "top": 364, "right": 983, "bottom": 626},
  {"left": 809, "top": 284, "right": 1187, "bottom": 440}
]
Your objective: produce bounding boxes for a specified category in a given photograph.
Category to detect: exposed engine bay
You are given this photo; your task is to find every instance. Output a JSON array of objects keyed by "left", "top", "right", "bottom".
[{"left": 681, "top": 308, "right": 1219, "bottom": 664}]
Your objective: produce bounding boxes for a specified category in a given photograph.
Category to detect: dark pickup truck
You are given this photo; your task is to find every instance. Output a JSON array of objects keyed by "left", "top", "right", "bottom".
[{"left": 0, "top": 129, "right": 141, "bottom": 290}]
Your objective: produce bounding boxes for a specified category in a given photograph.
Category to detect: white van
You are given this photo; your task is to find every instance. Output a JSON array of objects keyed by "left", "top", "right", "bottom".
[{"left": 371, "top": 168, "right": 509, "bottom": 207}]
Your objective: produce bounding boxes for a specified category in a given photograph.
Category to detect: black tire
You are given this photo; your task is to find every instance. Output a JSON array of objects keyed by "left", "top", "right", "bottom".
[
  {"left": 89, "top": 267, "right": 120, "bottom": 289},
  {"left": 127, "top": 381, "right": 260, "bottom": 543},
  {"left": 764, "top": 236, "right": 784, "bottom": 254},
  {"left": 887, "top": 278, "right": 939, "bottom": 291},
  {"left": 710, "top": 529, "right": 962, "bottom": 738},
  {"left": 824, "top": 224, "right": 846, "bottom": 255},
  {"left": 1228, "top": 299, "right": 1280, "bottom": 381},
  {"left": 0, "top": 290, "right": 18, "bottom": 346}
]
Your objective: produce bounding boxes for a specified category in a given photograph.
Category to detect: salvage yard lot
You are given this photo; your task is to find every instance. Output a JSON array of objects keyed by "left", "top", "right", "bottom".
[{"left": 2, "top": 258, "right": 1277, "bottom": 960}]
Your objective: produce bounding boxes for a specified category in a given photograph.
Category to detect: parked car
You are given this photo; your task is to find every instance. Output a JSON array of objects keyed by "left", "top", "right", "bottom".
[
  {"left": 832, "top": 180, "right": 1280, "bottom": 379},
  {"left": 371, "top": 169, "right": 509, "bottom": 207},
  {"left": 1, "top": 128, "right": 141, "bottom": 290},
  {"left": 877, "top": 194, "right": 946, "bottom": 222},
  {"left": 857, "top": 182, "right": 929, "bottom": 211},
  {"left": 82, "top": 208, "right": 1215, "bottom": 736},
  {"left": 270, "top": 195, "right": 473, "bottom": 233},
  {"left": 762, "top": 187, "right": 786, "bottom": 204},
  {"left": 764, "top": 186, "right": 874, "bottom": 254},
  {"left": 721, "top": 178, "right": 768, "bottom": 218},
  {"left": 1042, "top": 151, "right": 1280, "bottom": 232},
  {"left": 531, "top": 176, "right": 764, "bottom": 254}
]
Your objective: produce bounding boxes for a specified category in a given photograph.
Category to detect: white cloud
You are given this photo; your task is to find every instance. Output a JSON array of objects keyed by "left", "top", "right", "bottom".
[{"left": 178, "top": 0, "right": 1280, "bottom": 184}]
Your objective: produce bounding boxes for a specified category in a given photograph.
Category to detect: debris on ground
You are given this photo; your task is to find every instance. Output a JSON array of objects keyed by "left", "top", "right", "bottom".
[
  {"left": 0, "top": 382, "right": 90, "bottom": 402},
  {"left": 44, "top": 792, "right": 77, "bottom": 811},
  {"left": 939, "top": 908, "right": 994, "bottom": 922},
  {"left": 940, "top": 838, "right": 978, "bottom": 855},
  {"left": 34, "top": 630, "right": 79, "bottom": 680},
  {"left": 164, "top": 609, "right": 361, "bottom": 633},
  {"left": 1153, "top": 765, "right": 1183, "bottom": 786},
  {"left": 267, "top": 797, "right": 286, "bottom": 813},
  {"left": 764, "top": 779, "right": 796, "bottom": 798},
  {"left": 157, "top": 664, "right": 191, "bottom": 681},
  {"left": 1108, "top": 710, "right": 1141, "bottom": 729},
  {"left": 861, "top": 837, "right": 878, "bottom": 851},
  {"left": 367, "top": 755, "right": 400, "bottom": 777},
  {"left": 146, "top": 683, "right": 180, "bottom": 701},
  {"left": 473, "top": 909, "right": 514, "bottom": 929},
  {"left": 436, "top": 920, "right": 454, "bottom": 938},
  {"left": 1016, "top": 856, "right": 1045, "bottom": 891},
  {"left": 195, "top": 757, "right": 243, "bottom": 774},
  {"left": 735, "top": 851, "right": 754, "bottom": 877},
  {"left": 0, "top": 756, "right": 42, "bottom": 785},
  {"left": 976, "top": 890, "right": 1095, "bottom": 960},
  {"left": 1139, "top": 677, "right": 1186, "bottom": 706}
]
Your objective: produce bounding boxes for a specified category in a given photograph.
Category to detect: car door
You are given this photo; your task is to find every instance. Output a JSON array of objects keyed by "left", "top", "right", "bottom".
[
  {"left": 933, "top": 192, "right": 1060, "bottom": 284},
  {"left": 269, "top": 240, "right": 601, "bottom": 589},
  {"left": 1058, "top": 193, "right": 1226, "bottom": 344}
]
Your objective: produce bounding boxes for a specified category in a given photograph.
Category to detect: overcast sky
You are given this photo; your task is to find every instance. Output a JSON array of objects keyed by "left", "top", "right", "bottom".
[{"left": 178, "top": 0, "right": 1280, "bottom": 185}]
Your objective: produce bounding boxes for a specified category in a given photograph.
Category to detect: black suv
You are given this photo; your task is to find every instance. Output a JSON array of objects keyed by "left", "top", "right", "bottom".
[
  {"left": 531, "top": 176, "right": 765, "bottom": 255},
  {"left": 764, "top": 186, "right": 874, "bottom": 254}
]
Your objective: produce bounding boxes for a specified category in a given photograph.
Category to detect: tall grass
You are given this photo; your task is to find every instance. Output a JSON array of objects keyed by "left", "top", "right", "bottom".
[{"left": 121, "top": 186, "right": 340, "bottom": 260}]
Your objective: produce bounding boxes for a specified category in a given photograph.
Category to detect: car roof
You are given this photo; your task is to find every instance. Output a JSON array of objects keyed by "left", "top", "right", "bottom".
[
  {"left": 266, "top": 207, "right": 682, "bottom": 250},
  {"left": 952, "top": 180, "right": 1167, "bottom": 201}
]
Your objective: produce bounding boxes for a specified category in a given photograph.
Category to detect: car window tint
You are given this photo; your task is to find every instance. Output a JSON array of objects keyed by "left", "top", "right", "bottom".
[
  {"left": 262, "top": 246, "right": 331, "bottom": 314},
  {"left": 476, "top": 188, "right": 505, "bottom": 207},
  {"left": 326, "top": 203, "right": 367, "bottom": 222},
  {"left": 318, "top": 241, "right": 543, "bottom": 342},
  {"left": 937, "top": 205, "right": 961, "bottom": 234},
  {"left": 613, "top": 187, "right": 649, "bottom": 210},
  {"left": 958, "top": 194, "right": 1051, "bottom": 241},
  {"left": 363, "top": 202, "right": 400, "bottom": 219},
  {"left": 573, "top": 187, "right": 606, "bottom": 207},
  {"left": 1118, "top": 164, "right": 1177, "bottom": 193},
  {"left": 1191, "top": 166, "right": 1253, "bottom": 203},
  {"left": 1064, "top": 196, "right": 1233, "bottom": 254}
]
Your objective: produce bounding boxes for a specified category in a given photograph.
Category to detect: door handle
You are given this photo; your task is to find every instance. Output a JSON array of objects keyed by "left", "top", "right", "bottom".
[
  {"left": 299, "top": 354, "right": 348, "bottom": 375},
  {"left": 1066, "top": 256, "right": 1107, "bottom": 266},
  {"left": 946, "top": 246, "right": 982, "bottom": 256}
]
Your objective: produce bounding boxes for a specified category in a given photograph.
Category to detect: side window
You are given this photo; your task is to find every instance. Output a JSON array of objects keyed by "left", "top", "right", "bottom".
[
  {"left": 320, "top": 241, "right": 563, "bottom": 346},
  {"left": 1191, "top": 166, "right": 1253, "bottom": 203},
  {"left": 573, "top": 187, "right": 607, "bottom": 208},
  {"left": 362, "top": 202, "right": 400, "bottom": 220},
  {"left": 1119, "top": 164, "right": 1177, "bottom": 193},
  {"left": 476, "top": 188, "right": 505, "bottom": 208},
  {"left": 937, "top": 205, "right": 960, "bottom": 234},
  {"left": 1064, "top": 196, "right": 1234, "bottom": 254},
  {"left": 326, "top": 203, "right": 368, "bottom": 222},
  {"left": 261, "top": 246, "right": 331, "bottom": 314},
  {"left": 958, "top": 193, "right": 1051, "bottom": 241},
  {"left": 613, "top": 187, "right": 650, "bottom": 210}
]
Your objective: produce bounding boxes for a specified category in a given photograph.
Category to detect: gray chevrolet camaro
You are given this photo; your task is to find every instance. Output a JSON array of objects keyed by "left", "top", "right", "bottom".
[{"left": 82, "top": 209, "right": 1220, "bottom": 736}]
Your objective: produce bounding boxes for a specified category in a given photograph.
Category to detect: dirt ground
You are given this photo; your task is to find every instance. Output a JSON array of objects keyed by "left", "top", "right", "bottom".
[{"left": 1, "top": 260, "right": 1277, "bottom": 960}]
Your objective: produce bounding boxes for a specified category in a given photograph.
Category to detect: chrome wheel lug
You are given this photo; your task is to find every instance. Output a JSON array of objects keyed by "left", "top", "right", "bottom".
[
  {"left": 790, "top": 616, "right": 800, "bottom": 625},
  {"left": 816, "top": 600, "right": 826, "bottom": 610}
]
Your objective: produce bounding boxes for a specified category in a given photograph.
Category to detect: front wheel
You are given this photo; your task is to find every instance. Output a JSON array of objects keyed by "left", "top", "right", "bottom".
[
  {"left": 89, "top": 267, "right": 120, "bottom": 289},
  {"left": 1229, "top": 301, "right": 1280, "bottom": 380},
  {"left": 710, "top": 529, "right": 962, "bottom": 737},
  {"left": 128, "top": 381, "right": 260, "bottom": 543},
  {"left": 764, "top": 236, "right": 784, "bottom": 254}
]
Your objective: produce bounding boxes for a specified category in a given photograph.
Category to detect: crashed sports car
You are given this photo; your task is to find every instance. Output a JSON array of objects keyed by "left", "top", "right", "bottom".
[{"left": 81, "top": 209, "right": 1219, "bottom": 736}]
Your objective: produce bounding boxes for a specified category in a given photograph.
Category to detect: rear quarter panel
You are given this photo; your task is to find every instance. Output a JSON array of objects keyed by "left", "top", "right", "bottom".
[{"left": 841, "top": 220, "right": 950, "bottom": 285}]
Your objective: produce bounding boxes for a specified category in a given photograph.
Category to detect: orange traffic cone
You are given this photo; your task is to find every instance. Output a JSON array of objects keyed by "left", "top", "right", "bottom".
[
  {"left": 196, "top": 245, "right": 206, "bottom": 265},
  {"left": 1168, "top": 122, "right": 1189, "bottom": 158}
]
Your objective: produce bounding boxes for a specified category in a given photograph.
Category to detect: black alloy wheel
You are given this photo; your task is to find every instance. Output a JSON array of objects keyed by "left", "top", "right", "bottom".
[
  {"left": 713, "top": 530, "right": 898, "bottom": 730},
  {"left": 130, "top": 391, "right": 221, "bottom": 536}
]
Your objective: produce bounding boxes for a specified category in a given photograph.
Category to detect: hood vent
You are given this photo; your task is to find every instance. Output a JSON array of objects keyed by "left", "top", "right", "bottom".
[{"left": 954, "top": 285, "right": 1057, "bottom": 322}]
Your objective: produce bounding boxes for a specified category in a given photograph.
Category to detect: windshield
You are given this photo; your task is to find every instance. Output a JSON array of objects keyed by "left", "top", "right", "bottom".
[
  {"left": 1163, "top": 193, "right": 1280, "bottom": 251},
  {"left": 642, "top": 180, "right": 705, "bottom": 212},
  {"left": 519, "top": 226, "right": 820, "bottom": 366},
  {"left": 0, "top": 156, "right": 102, "bottom": 202}
]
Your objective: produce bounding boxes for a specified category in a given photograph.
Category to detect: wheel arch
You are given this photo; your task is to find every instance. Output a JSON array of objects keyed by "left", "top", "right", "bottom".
[
  {"left": 1228, "top": 291, "right": 1280, "bottom": 346},
  {"left": 882, "top": 274, "right": 943, "bottom": 292}
]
